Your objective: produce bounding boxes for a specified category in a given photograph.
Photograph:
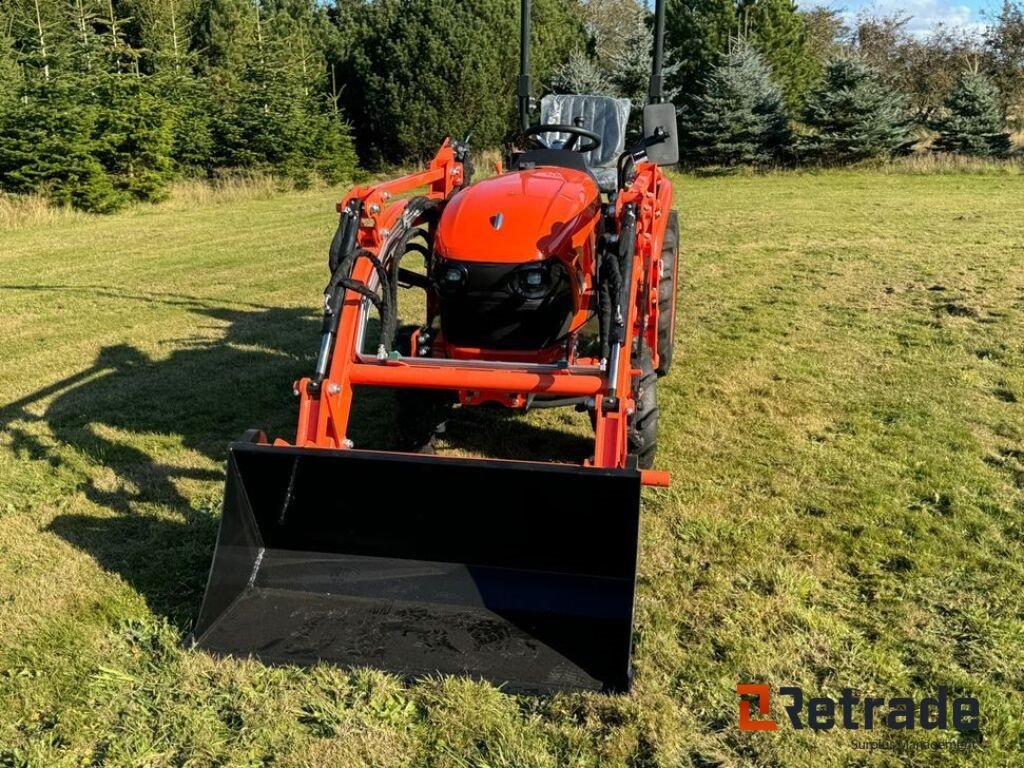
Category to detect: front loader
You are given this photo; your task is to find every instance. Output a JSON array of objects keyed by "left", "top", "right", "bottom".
[{"left": 188, "top": 0, "right": 681, "bottom": 694}]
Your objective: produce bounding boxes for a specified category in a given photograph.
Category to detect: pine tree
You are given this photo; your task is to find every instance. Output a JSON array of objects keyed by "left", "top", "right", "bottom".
[
  {"left": 0, "top": 22, "right": 22, "bottom": 103},
  {"left": 338, "top": 0, "right": 585, "bottom": 164},
  {"left": 193, "top": 0, "right": 255, "bottom": 76},
  {"left": 94, "top": 75, "right": 175, "bottom": 201},
  {"left": 551, "top": 47, "right": 613, "bottom": 95},
  {"left": 665, "top": 0, "right": 736, "bottom": 109},
  {"left": 609, "top": 4, "right": 681, "bottom": 110},
  {"left": 0, "top": 78, "right": 124, "bottom": 211},
  {"left": 210, "top": 1, "right": 356, "bottom": 182},
  {"left": 802, "top": 57, "right": 911, "bottom": 163},
  {"left": 931, "top": 71, "right": 1012, "bottom": 156},
  {"left": 739, "top": 0, "right": 819, "bottom": 110},
  {"left": 678, "top": 40, "right": 790, "bottom": 166}
]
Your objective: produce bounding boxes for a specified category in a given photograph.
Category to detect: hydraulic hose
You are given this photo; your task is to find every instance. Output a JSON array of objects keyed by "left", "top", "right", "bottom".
[
  {"left": 310, "top": 197, "right": 439, "bottom": 395},
  {"left": 605, "top": 203, "right": 637, "bottom": 404}
]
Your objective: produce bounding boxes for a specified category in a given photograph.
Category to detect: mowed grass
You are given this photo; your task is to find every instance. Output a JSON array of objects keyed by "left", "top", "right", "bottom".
[{"left": 0, "top": 171, "right": 1022, "bottom": 767}]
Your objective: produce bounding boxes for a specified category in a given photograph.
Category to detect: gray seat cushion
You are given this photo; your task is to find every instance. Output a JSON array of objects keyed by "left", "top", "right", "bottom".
[{"left": 540, "top": 94, "right": 631, "bottom": 191}]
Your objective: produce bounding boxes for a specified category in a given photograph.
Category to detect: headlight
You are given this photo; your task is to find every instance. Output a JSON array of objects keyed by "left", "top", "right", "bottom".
[
  {"left": 513, "top": 261, "right": 565, "bottom": 299},
  {"left": 435, "top": 262, "right": 468, "bottom": 295}
]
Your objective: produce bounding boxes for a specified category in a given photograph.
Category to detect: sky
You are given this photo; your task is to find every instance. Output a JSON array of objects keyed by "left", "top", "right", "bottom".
[{"left": 795, "top": 0, "right": 1005, "bottom": 35}]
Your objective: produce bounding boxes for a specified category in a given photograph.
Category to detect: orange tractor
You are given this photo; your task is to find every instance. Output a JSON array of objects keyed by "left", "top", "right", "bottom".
[{"left": 189, "top": 0, "right": 680, "bottom": 693}]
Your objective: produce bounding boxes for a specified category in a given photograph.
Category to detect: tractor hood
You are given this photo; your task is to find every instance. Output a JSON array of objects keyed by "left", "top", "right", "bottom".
[{"left": 436, "top": 167, "right": 600, "bottom": 263}]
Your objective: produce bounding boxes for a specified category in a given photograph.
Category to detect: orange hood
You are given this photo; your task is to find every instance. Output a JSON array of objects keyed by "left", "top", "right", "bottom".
[{"left": 435, "top": 167, "right": 600, "bottom": 264}]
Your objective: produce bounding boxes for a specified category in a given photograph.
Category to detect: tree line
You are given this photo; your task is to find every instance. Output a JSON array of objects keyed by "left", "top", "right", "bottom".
[
  {"left": 664, "top": 3, "right": 1024, "bottom": 167},
  {"left": 1, "top": 0, "right": 1022, "bottom": 212}
]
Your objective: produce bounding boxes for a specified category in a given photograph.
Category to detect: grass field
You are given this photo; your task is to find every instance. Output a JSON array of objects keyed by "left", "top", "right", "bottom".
[{"left": 1, "top": 171, "right": 1022, "bottom": 767}]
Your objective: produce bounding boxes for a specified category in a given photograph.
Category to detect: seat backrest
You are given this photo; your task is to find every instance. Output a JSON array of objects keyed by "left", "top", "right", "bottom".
[{"left": 539, "top": 94, "right": 631, "bottom": 169}]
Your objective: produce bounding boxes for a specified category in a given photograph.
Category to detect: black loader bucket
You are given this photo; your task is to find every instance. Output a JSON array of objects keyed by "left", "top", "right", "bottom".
[{"left": 188, "top": 442, "right": 642, "bottom": 693}]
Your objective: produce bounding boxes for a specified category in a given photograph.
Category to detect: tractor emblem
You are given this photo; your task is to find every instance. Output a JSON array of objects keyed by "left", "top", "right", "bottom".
[{"left": 490, "top": 212, "right": 504, "bottom": 230}]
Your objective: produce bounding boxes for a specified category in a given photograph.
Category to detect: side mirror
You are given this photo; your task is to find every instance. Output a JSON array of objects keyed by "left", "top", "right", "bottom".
[{"left": 642, "top": 103, "right": 679, "bottom": 166}]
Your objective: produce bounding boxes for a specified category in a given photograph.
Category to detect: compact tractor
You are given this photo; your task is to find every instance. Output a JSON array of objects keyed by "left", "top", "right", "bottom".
[{"left": 189, "top": 0, "right": 680, "bottom": 693}]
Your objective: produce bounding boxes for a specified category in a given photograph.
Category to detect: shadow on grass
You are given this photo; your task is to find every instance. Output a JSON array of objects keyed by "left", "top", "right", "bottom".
[
  {"left": 1, "top": 286, "right": 589, "bottom": 630},
  {"left": 0, "top": 288, "right": 393, "bottom": 628}
]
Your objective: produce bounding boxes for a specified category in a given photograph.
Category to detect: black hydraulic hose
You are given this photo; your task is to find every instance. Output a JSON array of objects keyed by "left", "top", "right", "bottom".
[
  {"left": 310, "top": 198, "right": 439, "bottom": 395},
  {"left": 598, "top": 280, "right": 612, "bottom": 363},
  {"left": 604, "top": 203, "right": 637, "bottom": 405},
  {"left": 310, "top": 202, "right": 362, "bottom": 393},
  {"left": 329, "top": 200, "right": 360, "bottom": 273},
  {"left": 385, "top": 227, "right": 422, "bottom": 341},
  {"left": 381, "top": 198, "right": 440, "bottom": 347},
  {"left": 611, "top": 205, "right": 637, "bottom": 347},
  {"left": 597, "top": 239, "right": 620, "bottom": 363},
  {"left": 310, "top": 248, "right": 387, "bottom": 395}
]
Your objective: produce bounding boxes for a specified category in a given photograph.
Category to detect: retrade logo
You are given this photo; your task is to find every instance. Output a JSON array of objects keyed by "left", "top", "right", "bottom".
[
  {"left": 737, "top": 684, "right": 980, "bottom": 732},
  {"left": 737, "top": 683, "right": 777, "bottom": 731}
]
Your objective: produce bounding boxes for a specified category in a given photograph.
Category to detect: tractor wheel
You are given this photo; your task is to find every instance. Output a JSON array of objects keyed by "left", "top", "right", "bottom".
[
  {"left": 393, "top": 325, "right": 450, "bottom": 452},
  {"left": 628, "top": 348, "right": 659, "bottom": 469},
  {"left": 655, "top": 210, "right": 680, "bottom": 377}
]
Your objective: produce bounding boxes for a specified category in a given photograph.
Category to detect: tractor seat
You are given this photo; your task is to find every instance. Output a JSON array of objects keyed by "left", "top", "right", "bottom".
[{"left": 537, "top": 94, "right": 631, "bottom": 193}]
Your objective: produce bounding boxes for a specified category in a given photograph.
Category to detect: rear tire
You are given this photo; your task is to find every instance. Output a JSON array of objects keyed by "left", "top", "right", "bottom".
[
  {"left": 628, "top": 348, "right": 658, "bottom": 469},
  {"left": 655, "top": 210, "right": 680, "bottom": 377}
]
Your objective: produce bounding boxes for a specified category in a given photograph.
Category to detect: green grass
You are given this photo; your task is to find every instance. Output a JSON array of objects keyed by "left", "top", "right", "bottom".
[{"left": 1, "top": 171, "right": 1023, "bottom": 767}]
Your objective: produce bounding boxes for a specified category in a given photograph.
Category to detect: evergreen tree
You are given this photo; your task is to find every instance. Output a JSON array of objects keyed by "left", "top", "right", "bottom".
[
  {"left": 162, "top": 72, "right": 216, "bottom": 174},
  {"left": 6, "top": 0, "right": 72, "bottom": 78},
  {"left": 678, "top": 39, "right": 790, "bottom": 166},
  {"left": 209, "top": 2, "right": 355, "bottom": 181},
  {"left": 193, "top": 0, "right": 255, "bottom": 76},
  {"left": 94, "top": 75, "right": 176, "bottom": 201},
  {"left": 739, "top": 0, "right": 818, "bottom": 109},
  {"left": 665, "top": 0, "right": 736, "bottom": 109},
  {"left": 0, "top": 23, "right": 22, "bottom": 103},
  {"left": 551, "top": 47, "right": 613, "bottom": 95},
  {"left": 931, "top": 71, "right": 1012, "bottom": 156},
  {"left": 65, "top": 0, "right": 106, "bottom": 72},
  {"left": 609, "top": 4, "right": 681, "bottom": 110},
  {"left": 802, "top": 57, "right": 911, "bottom": 163},
  {"left": 338, "top": 0, "right": 585, "bottom": 164},
  {"left": 0, "top": 78, "right": 124, "bottom": 211},
  {"left": 123, "top": 0, "right": 200, "bottom": 73}
]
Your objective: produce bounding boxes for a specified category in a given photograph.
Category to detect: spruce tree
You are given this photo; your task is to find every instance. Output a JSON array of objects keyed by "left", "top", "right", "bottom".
[
  {"left": 802, "top": 57, "right": 911, "bottom": 163},
  {"left": 123, "top": 0, "right": 200, "bottom": 73},
  {"left": 94, "top": 75, "right": 175, "bottom": 202},
  {"left": 665, "top": 0, "right": 736, "bottom": 109},
  {"left": 0, "top": 78, "right": 124, "bottom": 212},
  {"left": 192, "top": 0, "right": 255, "bottom": 76},
  {"left": 931, "top": 71, "right": 1012, "bottom": 157},
  {"left": 739, "top": 0, "right": 819, "bottom": 109},
  {"left": 609, "top": 4, "right": 681, "bottom": 110},
  {"left": 338, "top": 0, "right": 585, "bottom": 164},
  {"left": 0, "top": 24, "right": 22, "bottom": 104},
  {"left": 551, "top": 47, "right": 613, "bottom": 95},
  {"left": 679, "top": 40, "right": 790, "bottom": 166},
  {"left": 210, "top": 2, "right": 356, "bottom": 182}
]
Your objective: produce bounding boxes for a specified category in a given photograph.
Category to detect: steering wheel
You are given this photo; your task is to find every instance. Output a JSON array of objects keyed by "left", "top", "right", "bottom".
[{"left": 523, "top": 123, "right": 602, "bottom": 154}]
